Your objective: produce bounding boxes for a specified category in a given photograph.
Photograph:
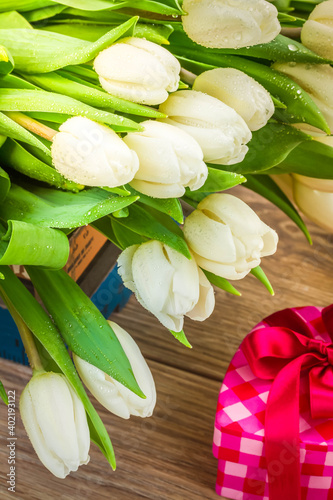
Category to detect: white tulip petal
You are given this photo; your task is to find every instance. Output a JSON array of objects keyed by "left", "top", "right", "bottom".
[
  {"left": 98, "top": 77, "right": 169, "bottom": 105},
  {"left": 186, "top": 268, "right": 215, "bottom": 321},
  {"left": 131, "top": 240, "right": 174, "bottom": 316},
  {"left": 20, "top": 373, "right": 90, "bottom": 479},
  {"left": 51, "top": 116, "right": 139, "bottom": 187},
  {"left": 192, "top": 251, "right": 250, "bottom": 280},
  {"left": 293, "top": 173, "right": 333, "bottom": 192},
  {"left": 193, "top": 68, "right": 274, "bottom": 131},
  {"left": 117, "top": 245, "right": 139, "bottom": 293},
  {"left": 125, "top": 120, "right": 207, "bottom": 198},
  {"left": 124, "top": 134, "right": 181, "bottom": 183},
  {"left": 184, "top": 210, "right": 237, "bottom": 263},
  {"left": 273, "top": 63, "right": 333, "bottom": 133},
  {"left": 94, "top": 37, "right": 180, "bottom": 104},
  {"left": 129, "top": 179, "right": 186, "bottom": 199},
  {"left": 74, "top": 321, "right": 156, "bottom": 419},
  {"left": 164, "top": 246, "right": 200, "bottom": 315},
  {"left": 181, "top": 0, "right": 280, "bottom": 49},
  {"left": 197, "top": 193, "right": 266, "bottom": 238},
  {"left": 183, "top": 193, "right": 278, "bottom": 280},
  {"left": 159, "top": 90, "right": 251, "bottom": 165},
  {"left": 123, "top": 37, "right": 181, "bottom": 92},
  {"left": 293, "top": 179, "right": 333, "bottom": 232},
  {"left": 301, "top": 1, "right": 333, "bottom": 60},
  {"left": 117, "top": 239, "right": 210, "bottom": 331},
  {"left": 260, "top": 224, "right": 279, "bottom": 256}
]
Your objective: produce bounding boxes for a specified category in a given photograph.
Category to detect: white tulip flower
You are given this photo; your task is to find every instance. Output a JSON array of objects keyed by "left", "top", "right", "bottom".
[
  {"left": 273, "top": 63, "right": 333, "bottom": 133},
  {"left": 292, "top": 174, "right": 333, "bottom": 233},
  {"left": 51, "top": 116, "right": 139, "bottom": 187},
  {"left": 159, "top": 90, "right": 251, "bottom": 165},
  {"left": 123, "top": 120, "right": 208, "bottom": 198},
  {"left": 183, "top": 193, "right": 278, "bottom": 280},
  {"left": 181, "top": 0, "right": 280, "bottom": 49},
  {"left": 301, "top": 0, "right": 333, "bottom": 60},
  {"left": 193, "top": 68, "right": 275, "bottom": 131},
  {"left": 20, "top": 372, "right": 90, "bottom": 479},
  {"left": 117, "top": 240, "right": 215, "bottom": 332},
  {"left": 94, "top": 37, "right": 181, "bottom": 105},
  {"left": 73, "top": 321, "right": 156, "bottom": 420}
]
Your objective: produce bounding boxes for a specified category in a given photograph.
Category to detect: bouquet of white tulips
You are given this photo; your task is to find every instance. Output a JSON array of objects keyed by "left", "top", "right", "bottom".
[{"left": 0, "top": 0, "right": 332, "bottom": 481}]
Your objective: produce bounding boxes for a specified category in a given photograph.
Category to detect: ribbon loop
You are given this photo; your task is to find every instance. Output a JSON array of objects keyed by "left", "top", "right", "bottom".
[{"left": 306, "top": 337, "right": 333, "bottom": 364}]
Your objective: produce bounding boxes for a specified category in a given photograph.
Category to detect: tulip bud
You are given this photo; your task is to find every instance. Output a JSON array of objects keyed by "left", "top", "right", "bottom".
[
  {"left": 301, "top": 0, "right": 333, "bottom": 60},
  {"left": 123, "top": 120, "right": 208, "bottom": 198},
  {"left": 117, "top": 240, "right": 215, "bottom": 332},
  {"left": 273, "top": 63, "right": 333, "bottom": 133},
  {"left": 181, "top": 0, "right": 280, "bottom": 49},
  {"left": 193, "top": 68, "right": 275, "bottom": 131},
  {"left": 94, "top": 37, "right": 181, "bottom": 105},
  {"left": 183, "top": 193, "right": 278, "bottom": 280},
  {"left": 292, "top": 174, "right": 333, "bottom": 232},
  {"left": 20, "top": 372, "right": 90, "bottom": 478},
  {"left": 51, "top": 116, "right": 139, "bottom": 188},
  {"left": 73, "top": 321, "right": 156, "bottom": 420},
  {"left": 158, "top": 90, "right": 251, "bottom": 165}
]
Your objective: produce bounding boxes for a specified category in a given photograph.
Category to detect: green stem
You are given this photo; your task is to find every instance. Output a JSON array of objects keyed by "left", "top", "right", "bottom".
[
  {"left": 3, "top": 111, "right": 57, "bottom": 142},
  {"left": 0, "top": 289, "right": 44, "bottom": 374}
]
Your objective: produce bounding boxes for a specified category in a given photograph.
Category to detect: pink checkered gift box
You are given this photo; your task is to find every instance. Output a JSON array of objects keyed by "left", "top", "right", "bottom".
[{"left": 213, "top": 306, "right": 333, "bottom": 500}]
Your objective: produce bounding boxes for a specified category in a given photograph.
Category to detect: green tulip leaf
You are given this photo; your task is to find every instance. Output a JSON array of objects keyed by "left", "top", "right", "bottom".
[
  {"left": 170, "top": 26, "right": 331, "bottom": 64},
  {"left": 0, "top": 74, "right": 37, "bottom": 90},
  {"left": 170, "top": 329, "right": 192, "bottom": 348},
  {"left": 42, "top": 20, "right": 173, "bottom": 46},
  {"left": 250, "top": 266, "right": 274, "bottom": 295},
  {"left": 26, "top": 266, "right": 145, "bottom": 399},
  {"left": 90, "top": 216, "right": 121, "bottom": 248},
  {"left": 113, "top": 203, "right": 191, "bottom": 258},
  {"left": 244, "top": 174, "right": 311, "bottom": 243},
  {"left": 0, "top": 166, "right": 10, "bottom": 204},
  {"left": 0, "top": 265, "right": 116, "bottom": 469},
  {"left": 176, "top": 55, "right": 330, "bottom": 134},
  {"left": 23, "top": 71, "right": 164, "bottom": 119},
  {"left": 1, "top": 139, "right": 82, "bottom": 191},
  {"left": 0, "top": 88, "right": 141, "bottom": 132},
  {"left": 111, "top": 217, "right": 148, "bottom": 248},
  {"left": 170, "top": 28, "right": 329, "bottom": 64},
  {"left": 278, "top": 12, "right": 305, "bottom": 28},
  {"left": 0, "top": 112, "right": 51, "bottom": 156},
  {"left": 0, "top": 1, "right": 52, "bottom": 12},
  {"left": 0, "top": 10, "right": 32, "bottom": 28},
  {"left": 0, "top": 220, "right": 69, "bottom": 268},
  {"left": 0, "top": 380, "right": 8, "bottom": 405},
  {"left": 23, "top": 4, "right": 67, "bottom": 22},
  {"left": 202, "top": 269, "right": 241, "bottom": 296},
  {"left": 213, "top": 123, "right": 310, "bottom": 175},
  {"left": 194, "top": 167, "right": 246, "bottom": 193},
  {"left": 0, "top": 45, "right": 14, "bottom": 75},
  {"left": 271, "top": 140, "right": 333, "bottom": 179},
  {"left": 0, "top": 17, "right": 137, "bottom": 73},
  {"left": 59, "top": 0, "right": 183, "bottom": 15},
  {"left": 127, "top": 187, "right": 184, "bottom": 223},
  {"left": 0, "top": 181, "right": 139, "bottom": 228}
]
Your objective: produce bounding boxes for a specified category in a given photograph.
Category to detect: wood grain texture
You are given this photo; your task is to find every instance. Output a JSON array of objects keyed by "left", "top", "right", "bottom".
[{"left": 1, "top": 188, "right": 333, "bottom": 500}]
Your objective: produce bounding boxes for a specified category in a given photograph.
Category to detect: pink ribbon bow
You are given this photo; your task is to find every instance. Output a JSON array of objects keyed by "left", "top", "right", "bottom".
[{"left": 242, "top": 305, "right": 333, "bottom": 500}]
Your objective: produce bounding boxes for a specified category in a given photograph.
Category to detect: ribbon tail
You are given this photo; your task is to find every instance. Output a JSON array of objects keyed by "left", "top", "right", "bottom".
[{"left": 266, "top": 357, "right": 306, "bottom": 500}]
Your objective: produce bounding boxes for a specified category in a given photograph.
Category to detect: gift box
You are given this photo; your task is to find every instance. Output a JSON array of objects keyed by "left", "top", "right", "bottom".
[
  {"left": 0, "top": 226, "right": 131, "bottom": 366},
  {"left": 213, "top": 306, "right": 333, "bottom": 500}
]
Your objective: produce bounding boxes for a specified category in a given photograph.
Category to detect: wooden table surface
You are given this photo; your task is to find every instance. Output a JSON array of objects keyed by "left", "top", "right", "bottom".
[{"left": 0, "top": 188, "right": 333, "bottom": 500}]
